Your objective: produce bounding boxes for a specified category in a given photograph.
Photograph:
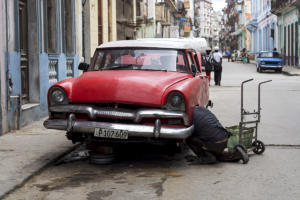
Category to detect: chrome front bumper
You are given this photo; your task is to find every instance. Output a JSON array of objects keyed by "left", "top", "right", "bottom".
[
  {"left": 44, "top": 105, "right": 193, "bottom": 139},
  {"left": 48, "top": 105, "right": 189, "bottom": 126}
]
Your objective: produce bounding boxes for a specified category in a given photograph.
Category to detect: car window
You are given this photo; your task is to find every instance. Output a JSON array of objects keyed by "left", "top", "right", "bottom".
[
  {"left": 187, "top": 52, "right": 197, "bottom": 73},
  {"left": 90, "top": 48, "right": 190, "bottom": 73},
  {"left": 193, "top": 52, "right": 201, "bottom": 73},
  {"left": 260, "top": 52, "right": 280, "bottom": 58},
  {"left": 93, "top": 51, "right": 105, "bottom": 70}
]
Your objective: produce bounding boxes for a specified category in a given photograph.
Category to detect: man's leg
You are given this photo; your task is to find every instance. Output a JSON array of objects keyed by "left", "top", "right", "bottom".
[
  {"left": 215, "top": 71, "right": 221, "bottom": 86},
  {"left": 214, "top": 70, "right": 218, "bottom": 85},
  {"left": 217, "top": 146, "right": 249, "bottom": 163},
  {"left": 218, "top": 69, "right": 222, "bottom": 86},
  {"left": 186, "top": 136, "right": 217, "bottom": 164},
  {"left": 201, "top": 141, "right": 248, "bottom": 163}
]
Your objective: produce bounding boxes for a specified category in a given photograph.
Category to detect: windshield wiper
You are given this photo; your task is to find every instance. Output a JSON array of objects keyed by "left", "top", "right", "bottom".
[
  {"left": 103, "top": 64, "right": 135, "bottom": 70},
  {"left": 141, "top": 68, "right": 168, "bottom": 72}
]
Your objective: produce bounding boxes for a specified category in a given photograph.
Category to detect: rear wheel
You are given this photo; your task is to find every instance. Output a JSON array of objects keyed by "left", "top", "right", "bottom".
[{"left": 252, "top": 140, "right": 265, "bottom": 154}]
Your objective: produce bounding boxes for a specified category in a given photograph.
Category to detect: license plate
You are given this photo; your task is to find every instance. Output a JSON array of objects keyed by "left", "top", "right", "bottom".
[{"left": 94, "top": 128, "right": 128, "bottom": 139}]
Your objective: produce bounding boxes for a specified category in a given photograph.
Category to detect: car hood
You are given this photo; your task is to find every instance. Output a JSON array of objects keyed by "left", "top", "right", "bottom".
[
  {"left": 259, "top": 57, "right": 282, "bottom": 62},
  {"left": 69, "top": 70, "right": 189, "bottom": 106}
]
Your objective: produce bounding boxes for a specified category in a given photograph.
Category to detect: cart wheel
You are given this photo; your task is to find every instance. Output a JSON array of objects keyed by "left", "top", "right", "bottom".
[{"left": 252, "top": 140, "right": 265, "bottom": 154}]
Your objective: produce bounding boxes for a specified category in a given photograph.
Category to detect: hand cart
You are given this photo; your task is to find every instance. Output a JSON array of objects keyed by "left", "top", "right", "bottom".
[{"left": 227, "top": 78, "right": 272, "bottom": 155}]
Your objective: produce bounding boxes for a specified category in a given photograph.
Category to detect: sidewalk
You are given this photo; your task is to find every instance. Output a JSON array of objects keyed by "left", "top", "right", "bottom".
[
  {"left": 282, "top": 65, "right": 300, "bottom": 76},
  {"left": 249, "top": 60, "right": 300, "bottom": 76},
  {"left": 0, "top": 119, "right": 76, "bottom": 199}
]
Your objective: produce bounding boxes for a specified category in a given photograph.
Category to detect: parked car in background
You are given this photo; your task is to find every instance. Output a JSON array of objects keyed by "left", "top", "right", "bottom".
[
  {"left": 256, "top": 51, "right": 283, "bottom": 73},
  {"left": 44, "top": 38, "right": 210, "bottom": 150}
]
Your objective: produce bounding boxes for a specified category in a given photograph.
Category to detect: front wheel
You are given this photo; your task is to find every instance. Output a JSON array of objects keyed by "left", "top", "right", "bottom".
[{"left": 252, "top": 140, "right": 265, "bottom": 154}]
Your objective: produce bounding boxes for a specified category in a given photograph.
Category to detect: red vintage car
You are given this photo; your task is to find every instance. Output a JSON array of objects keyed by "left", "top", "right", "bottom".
[{"left": 44, "top": 38, "right": 210, "bottom": 146}]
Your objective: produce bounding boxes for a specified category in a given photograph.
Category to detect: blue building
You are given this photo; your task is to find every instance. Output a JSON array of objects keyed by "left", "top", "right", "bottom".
[
  {"left": 0, "top": 0, "right": 81, "bottom": 135},
  {"left": 247, "top": 0, "right": 278, "bottom": 56},
  {"left": 271, "top": 0, "right": 300, "bottom": 66}
]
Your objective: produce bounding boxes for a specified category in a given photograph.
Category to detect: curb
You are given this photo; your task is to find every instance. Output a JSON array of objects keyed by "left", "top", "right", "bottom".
[
  {"left": 0, "top": 144, "right": 80, "bottom": 200},
  {"left": 282, "top": 70, "right": 300, "bottom": 76}
]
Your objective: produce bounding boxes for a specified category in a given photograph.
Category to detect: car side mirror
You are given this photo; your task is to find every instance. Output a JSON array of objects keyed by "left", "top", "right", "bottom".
[
  {"left": 191, "top": 64, "right": 196, "bottom": 77},
  {"left": 78, "top": 62, "right": 89, "bottom": 72}
]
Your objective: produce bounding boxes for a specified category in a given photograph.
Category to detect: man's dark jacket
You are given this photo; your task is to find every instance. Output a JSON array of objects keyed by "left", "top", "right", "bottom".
[{"left": 192, "top": 106, "right": 230, "bottom": 142}]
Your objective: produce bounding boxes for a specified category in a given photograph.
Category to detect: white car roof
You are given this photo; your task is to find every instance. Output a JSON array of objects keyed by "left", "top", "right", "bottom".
[{"left": 98, "top": 38, "right": 208, "bottom": 53}]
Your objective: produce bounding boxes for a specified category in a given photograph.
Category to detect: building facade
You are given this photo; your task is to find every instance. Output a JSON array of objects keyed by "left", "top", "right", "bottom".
[
  {"left": 0, "top": 0, "right": 83, "bottom": 135},
  {"left": 236, "top": 0, "right": 251, "bottom": 51},
  {"left": 194, "top": 0, "right": 213, "bottom": 46},
  {"left": 211, "top": 11, "right": 223, "bottom": 48},
  {"left": 83, "top": 0, "right": 117, "bottom": 63},
  {"left": 222, "top": 0, "right": 239, "bottom": 51},
  {"left": 247, "top": 0, "right": 278, "bottom": 56},
  {"left": 271, "top": 0, "right": 300, "bottom": 66}
]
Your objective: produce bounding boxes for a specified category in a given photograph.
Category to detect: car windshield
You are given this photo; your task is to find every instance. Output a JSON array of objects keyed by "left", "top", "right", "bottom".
[
  {"left": 260, "top": 52, "right": 280, "bottom": 58},
  {"left": 91, "top": 48, "right": 190, "bottom": 73}
]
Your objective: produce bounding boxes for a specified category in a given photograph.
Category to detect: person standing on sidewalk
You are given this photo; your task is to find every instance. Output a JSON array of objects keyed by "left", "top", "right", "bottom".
[{"left": 212, "top": 47, "right": 223, "bottom": 86}]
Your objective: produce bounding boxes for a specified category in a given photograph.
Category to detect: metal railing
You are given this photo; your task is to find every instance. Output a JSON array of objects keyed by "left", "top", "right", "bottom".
[{"left": 271, "top": 0, "right": 296, "bottom": 10}]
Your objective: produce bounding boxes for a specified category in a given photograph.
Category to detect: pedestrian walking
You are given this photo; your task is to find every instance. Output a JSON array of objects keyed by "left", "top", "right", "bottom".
[
  {"left": 186, "top": 106, "right": 248, "bottom": 164},
  {"left": 241, "top": 48, "right": 247, "bottom": 63},
  {"left": 226, "top": 49, "right": 231, "bottom": 62},
  {"left": 203, "top": 49, "right": 213, "bottom": 85},
  {"left": 234, "top": 50, "right": 238, "bottom": 62},
  {"left": 212, "top": 47, "right": 222, "bottom": 86}
]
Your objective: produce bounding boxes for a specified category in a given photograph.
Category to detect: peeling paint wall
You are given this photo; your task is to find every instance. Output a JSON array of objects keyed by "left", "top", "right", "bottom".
[{"left": 0, "top": 0, "right": 6, "bottom": 134}]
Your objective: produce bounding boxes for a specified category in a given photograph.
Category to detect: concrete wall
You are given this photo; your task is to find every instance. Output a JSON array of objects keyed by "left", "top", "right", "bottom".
[
  {"left": 0, "top": 0, "right": 6, "bottom": 134},
  {"left": 83, "top": 0, "right": 98, "bottom": 63}
]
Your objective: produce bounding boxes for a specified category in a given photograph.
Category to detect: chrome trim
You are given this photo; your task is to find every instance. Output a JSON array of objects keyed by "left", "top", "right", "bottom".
[
  {"left": 154, "top": 119, "right": 161, "bottom": 138},
  {"left": 43, "top": 118, "right": 193, "bottom": 139},
  {"left": 49, "top": 105, "right": 189, "bottom": 126},
  {"left": 67, "top": 114, "right": 75, "bottom": 132}
]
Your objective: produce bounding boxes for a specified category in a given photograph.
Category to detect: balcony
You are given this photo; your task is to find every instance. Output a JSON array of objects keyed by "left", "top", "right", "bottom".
[{"left": 271, "top": 0, "right": 297, "bottom": 16}]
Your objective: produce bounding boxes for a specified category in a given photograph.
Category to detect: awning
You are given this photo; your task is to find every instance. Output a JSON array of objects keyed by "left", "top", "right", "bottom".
[{"left": 246, "top": 19, "right": 258, "bottom": 31}]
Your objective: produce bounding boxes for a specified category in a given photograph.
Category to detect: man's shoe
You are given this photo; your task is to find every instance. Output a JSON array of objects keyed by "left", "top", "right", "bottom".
[
  {"left": 235, "top": 145, "right": 249, "bottom": 164},
  {"left": 195, "top": 151, "right": 217, "bottom": 164}
]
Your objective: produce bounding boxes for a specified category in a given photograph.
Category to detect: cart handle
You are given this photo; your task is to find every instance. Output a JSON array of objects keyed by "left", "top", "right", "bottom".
[
  {"left": 241, "top": 78, "right": 254, "bottom": 121},
  {"left": 258, "top": 80, "right": 272, "bottom": 122},
  {"left": 242, "top": 78, "right": 254, "bottom": 85},
  {"left": 259, "top": 80, "right": 272, "bottom": 86}
]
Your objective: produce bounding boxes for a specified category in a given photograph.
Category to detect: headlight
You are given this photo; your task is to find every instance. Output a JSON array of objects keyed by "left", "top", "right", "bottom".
[
  {"left": 165, "top": 92, "right": 185, "bottom": 111},
  {"left": 261, "top": 62, "right": 266, "bottom": 65},
  {"left": 49, "top": 87, "right": 68, "bottom": 106}
]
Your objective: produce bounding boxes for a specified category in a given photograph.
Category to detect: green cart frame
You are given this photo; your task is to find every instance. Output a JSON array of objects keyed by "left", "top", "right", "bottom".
[{"left": 227, "top": 79, "right": 272, "bottom": 154}]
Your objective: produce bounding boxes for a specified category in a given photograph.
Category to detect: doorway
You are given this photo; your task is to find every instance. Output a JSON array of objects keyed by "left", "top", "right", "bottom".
[{"left": 18, "top": 0, "right": 29, "bottom": 104}]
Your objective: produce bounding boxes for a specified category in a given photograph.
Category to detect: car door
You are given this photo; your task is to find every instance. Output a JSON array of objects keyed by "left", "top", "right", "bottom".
[{"left": 186, "top": 50, "right": 209, "bottom": 108}]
